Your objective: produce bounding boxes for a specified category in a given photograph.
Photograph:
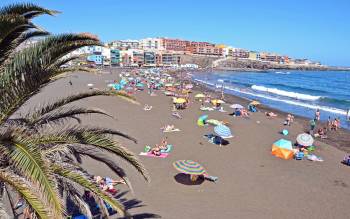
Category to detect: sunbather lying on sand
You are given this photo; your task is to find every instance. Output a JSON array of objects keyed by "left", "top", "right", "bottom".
[
  {"left": 143, "top": 104, "right": 152, "bottom": 111},
  {"left": 265, "top": 112, "right": 277, "bottom": 117}
]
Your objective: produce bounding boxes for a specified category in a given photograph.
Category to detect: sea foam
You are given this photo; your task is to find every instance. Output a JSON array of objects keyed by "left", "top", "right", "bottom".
[
  {"left": 251, "top": 85, "right": 321, "bottom": 101},
  {"left": 194, "top": 79, "right": 347, "bottom": 116}
]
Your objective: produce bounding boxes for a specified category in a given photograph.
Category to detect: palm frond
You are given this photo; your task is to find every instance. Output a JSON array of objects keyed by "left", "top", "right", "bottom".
[
  {"left": 0, "top": 33, "right": 101, "bottom": 123},
  {"left": 52, "top": 164, "right": 128, "bottom": 217},
  {"left": 0, "top": 168, "right": 53, "bottom": 219},
  {"left": 3, "top": 132, "right": 63, "bottom": 217},
  {"left": 0, "top": 3, "right": 59, "bottom": 19},
  {"left": 72, "top": 146, "right": 133, "bottom": 192},
  {"left": 30, "top": 130, "right": 148, "bottom": 181},
  {"left": 29, "top": 90, "right": 137, "bottom": 120},
  {"left": 30, "top": 107, "right": 115, "bottom": 127}
]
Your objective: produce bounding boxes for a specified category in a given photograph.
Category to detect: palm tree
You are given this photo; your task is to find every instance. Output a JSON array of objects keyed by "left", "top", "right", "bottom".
[{"left": 0, "top": 3, "right": 148, "bottom": 218}]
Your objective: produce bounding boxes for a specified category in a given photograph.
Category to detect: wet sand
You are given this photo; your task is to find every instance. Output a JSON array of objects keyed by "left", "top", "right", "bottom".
[{"left": 18, "top": 69, "right": 350, "bottom": 219}]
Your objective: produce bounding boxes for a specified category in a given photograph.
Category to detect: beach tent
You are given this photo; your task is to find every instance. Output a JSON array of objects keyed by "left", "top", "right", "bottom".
[
  {"left": 230, "top": 104, "right": 244, "bottom": 109},
  {"left": 296, "top": 133, "right": 314, "bottom": 146},
  {"left": 195, "top": 93, "right": 206, "bottom": 98},
  {"left": 214, "top": 125, "right": 233, "bottom": 139},
  {"left": 197, "top": 115, "right": 208, "bottom": 126},
  {"left": 271, "top": 139, "right": 294, "bottom": 160}
]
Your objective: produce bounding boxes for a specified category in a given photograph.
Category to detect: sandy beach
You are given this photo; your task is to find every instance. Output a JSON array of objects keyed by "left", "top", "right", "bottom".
[{"left": 19, "top": 68, "right": 350, "bottom": 219}]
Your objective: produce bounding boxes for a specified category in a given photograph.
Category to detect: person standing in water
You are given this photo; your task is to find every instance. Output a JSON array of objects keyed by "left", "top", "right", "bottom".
[{"left": 315, "top": 109, "right": 320, "bottom": 121}]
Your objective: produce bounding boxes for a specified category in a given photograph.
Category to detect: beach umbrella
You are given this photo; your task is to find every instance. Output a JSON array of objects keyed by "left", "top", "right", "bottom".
[
  {"left": 250, "top": 100, "right": 260, "bottom": 105},
  {"left": 214, "top": 125, "right": 233, "bottom": 139},
  {"left": 173, "top": 160, "right": 206, "bottom": 175},
  {"left": 195, "top": 93, "right": 206, "bottom": 98},
  {"left": 296, "top": 133, "right": 314, "bottom": 146},
  {"left": 271, "top": 139, "right": 293, "bottom": 160},
  {"left": 87, "top": 83, "right": 94, "bottom": 87},
  {"left": 282, "top": 129, "right": 289, "bottom": 136},
  {"left": 197, "top": 115, "right": 208, "bottom": 126},
  {"left": 173, "top": 98, "right": 186, "bottom": 104},
  {"left": 211, "top": 99, "right": 225, "bottom": 105},
  {"left": 230, "top": 104, "right": 244, "bottom": 109},
  {"left": 207, "top": 119, "right": 223, "bottom": 126},
  {"left": 165, "top": 83, "right": 173, "bottom": 87}
]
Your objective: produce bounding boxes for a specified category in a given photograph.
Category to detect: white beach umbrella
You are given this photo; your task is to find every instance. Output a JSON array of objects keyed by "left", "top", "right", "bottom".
[
  {"left": 230, "top": 104, "right": 244, "bottom": 109},
  {"left": 296, "top": 133, "right": 314, "bottom": 146}
]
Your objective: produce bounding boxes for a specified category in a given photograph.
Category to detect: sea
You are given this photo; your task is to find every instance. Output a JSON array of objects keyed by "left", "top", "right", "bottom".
[{"left": 192, "top": 70, "right": 350, "bottom": 130}]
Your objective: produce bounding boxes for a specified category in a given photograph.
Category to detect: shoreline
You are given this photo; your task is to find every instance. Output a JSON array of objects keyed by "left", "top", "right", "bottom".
[{"left": 174, "top": 71, "right": 350, "bottom": 153}]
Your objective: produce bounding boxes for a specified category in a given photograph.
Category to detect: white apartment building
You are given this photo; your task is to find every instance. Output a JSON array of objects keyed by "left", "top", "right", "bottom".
[
  {"left": 140, "top": 38, "right": 164, "bottom": 50},
  {"left": 110, "top": 40, "right": 140, "bottom": 50}
]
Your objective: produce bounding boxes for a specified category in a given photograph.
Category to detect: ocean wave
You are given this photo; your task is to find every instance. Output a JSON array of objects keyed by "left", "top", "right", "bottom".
[
  {"left": 251, "top": 85, "right": 321, "bottom": 101},
  {"left": 194, "top": 79, "right": 347, "bottom": 116},
  {"left": 267, "top": 83, "right": 325, "bottom": 94},
  {"left": 275, "top": 71, "right": 291, "bottom": 74}
]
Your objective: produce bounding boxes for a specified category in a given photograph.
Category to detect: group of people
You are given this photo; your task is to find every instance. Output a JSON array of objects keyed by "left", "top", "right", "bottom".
[
  {"left": 150, "top": 137, "right": 169, "bottom": 156},
  {"left": 232, "top": 108, "right": 250, "bottom": 117}
]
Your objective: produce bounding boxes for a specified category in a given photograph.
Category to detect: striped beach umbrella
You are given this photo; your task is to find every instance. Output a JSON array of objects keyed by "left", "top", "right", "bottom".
[
  {"left": 173, "top": 160, "right": 206, "bottom": 175},
  {"left": 214, "top": 125, "right": 233, "bottom": 139},
  {"left": 296, "top": 133, "right": 314, "bottom": 146}
]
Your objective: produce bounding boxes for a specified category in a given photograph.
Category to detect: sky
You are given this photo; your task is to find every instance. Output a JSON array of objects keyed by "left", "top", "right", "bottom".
[{"left": 2, "top": 0, "right": 350, "bottom": 66}]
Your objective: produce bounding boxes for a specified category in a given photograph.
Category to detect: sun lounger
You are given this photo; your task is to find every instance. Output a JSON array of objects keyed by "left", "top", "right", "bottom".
[{"left": 139, "top": 152, "right": 169, "bottom": 158}]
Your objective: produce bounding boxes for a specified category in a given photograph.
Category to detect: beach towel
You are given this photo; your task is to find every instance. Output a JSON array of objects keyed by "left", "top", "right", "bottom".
[
  {"left": 160, "top": 144, "right": 173, "bottom": 153},
  {"left": 307, "top": 154, "right": 324, "bottom": 162},
  {"left": 139, "top": 152, "right": 169, "bottom": 158}
]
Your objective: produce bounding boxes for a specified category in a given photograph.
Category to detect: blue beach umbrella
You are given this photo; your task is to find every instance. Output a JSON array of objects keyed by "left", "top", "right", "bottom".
[
  {"left": 214, "top": 125, "right": 233, "bottom": 139},
  {"left": 282, "top": 129, "right": 289, "bottom": 136}
]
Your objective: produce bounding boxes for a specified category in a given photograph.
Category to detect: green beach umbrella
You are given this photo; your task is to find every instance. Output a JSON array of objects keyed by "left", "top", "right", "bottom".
[{"left": 173, "top": 160, "right": 206, "bottom": 175}]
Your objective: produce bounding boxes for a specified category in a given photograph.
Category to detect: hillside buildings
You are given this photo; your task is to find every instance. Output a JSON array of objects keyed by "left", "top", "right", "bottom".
[{"left": 77, "top": 37, "right": 315, "bottom": 67}]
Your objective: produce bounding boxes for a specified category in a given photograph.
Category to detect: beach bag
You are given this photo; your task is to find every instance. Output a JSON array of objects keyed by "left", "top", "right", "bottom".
[{"left": 343, "top": 156, "right": 350, "bottom": 166}]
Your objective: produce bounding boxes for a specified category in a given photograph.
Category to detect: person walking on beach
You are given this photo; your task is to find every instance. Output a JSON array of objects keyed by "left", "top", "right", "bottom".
[
  {"left": 315, "top": 109, "right": 320, "bottom": 121},
  {"left": 309, "top": 119, "right": 316, "bottom": 135},
  {"left": 327, "top": 116, "right": 332, "bottom": 130}
]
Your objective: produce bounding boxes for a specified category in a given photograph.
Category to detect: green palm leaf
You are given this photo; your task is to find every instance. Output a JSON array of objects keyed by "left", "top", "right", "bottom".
[
  {"left": 0, "top": 3, "right": 59, "bottom": 18},
  {"left": 0, "top": 168, "right": 52, "bottom": 219},
  {"left": 52, "top": 164, "right": 129, "bottom": 217},
  {"left": 3, "top": 133, "right": 63, "bottom": 217}
]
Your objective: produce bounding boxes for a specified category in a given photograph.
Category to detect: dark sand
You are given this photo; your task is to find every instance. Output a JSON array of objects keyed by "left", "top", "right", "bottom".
[{"left": 15, "top": 69, "right": 350, "bottom": 219}]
